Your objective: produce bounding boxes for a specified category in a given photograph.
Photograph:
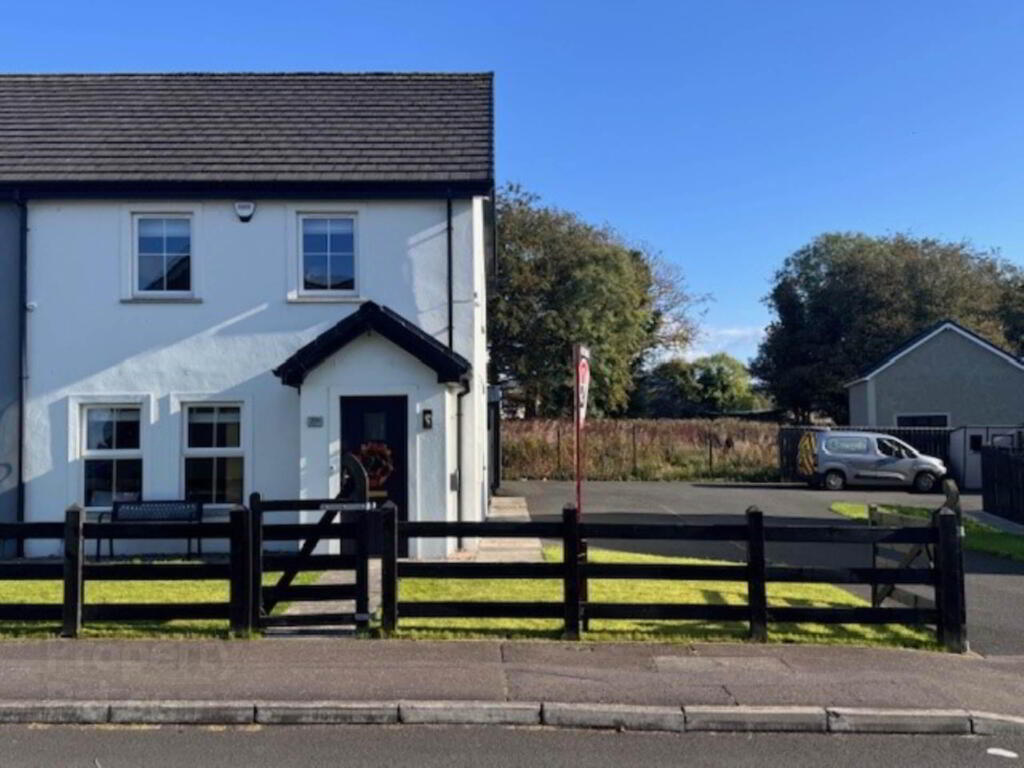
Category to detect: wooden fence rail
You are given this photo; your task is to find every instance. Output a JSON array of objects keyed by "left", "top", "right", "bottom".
[
  {"left": 0, "top": 505, "right": 253, "bottom": 638},
  {"left": 1, "top": 498, "right": 968, "bottom": 652},
  {"left": 381, "top": 503, "right": 967, "bottom": 652}
]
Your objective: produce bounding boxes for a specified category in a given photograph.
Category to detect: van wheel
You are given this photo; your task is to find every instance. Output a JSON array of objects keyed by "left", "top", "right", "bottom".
[
  {"left": 823, "top": 470, "right": 846, "bottom": 491},
  {"left": 913, "top": 471, "right": 938, "bottom": 493}
]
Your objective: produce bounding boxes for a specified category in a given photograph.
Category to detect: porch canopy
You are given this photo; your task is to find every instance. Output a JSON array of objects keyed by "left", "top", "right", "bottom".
[{"left": 273, "top": 301, "right": 470, "bottom": 388}]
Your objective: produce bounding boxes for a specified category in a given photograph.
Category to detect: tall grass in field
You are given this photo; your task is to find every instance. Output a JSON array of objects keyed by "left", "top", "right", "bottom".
[{"left": 502, "top": 419, "right": 780, "bottom": 482}]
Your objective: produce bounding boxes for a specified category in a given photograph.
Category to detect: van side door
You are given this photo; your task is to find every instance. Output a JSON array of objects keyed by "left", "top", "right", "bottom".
[{"left": 873, "top": 437, "right": 913, "bottom": 484}]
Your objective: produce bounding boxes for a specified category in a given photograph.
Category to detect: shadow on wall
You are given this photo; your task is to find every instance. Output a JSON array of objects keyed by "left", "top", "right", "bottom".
[{"left": 0, "top": 401, "right": 16, "bottom": 559}]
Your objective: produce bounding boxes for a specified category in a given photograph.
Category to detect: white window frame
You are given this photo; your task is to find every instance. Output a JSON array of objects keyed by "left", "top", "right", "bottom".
[
  {"left": 178, "top": 400, "right": 250, "bottom": 510},
  {"left": 894, "top": 413, "right": 950, "bottom": 428},
  {"left": 120, "top": 203, "right": 203, "bottom": 302},
  {"left": 74, "top": 401, "right": 147, "bottom": 511},
  {"left": 286, "top": 206, "right": 362, "bottom": 302}
]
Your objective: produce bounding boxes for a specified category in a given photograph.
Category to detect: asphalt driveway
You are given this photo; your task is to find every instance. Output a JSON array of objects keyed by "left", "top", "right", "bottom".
[{"left": 501, "top": 480, "right": 1021, "bottom": 656}]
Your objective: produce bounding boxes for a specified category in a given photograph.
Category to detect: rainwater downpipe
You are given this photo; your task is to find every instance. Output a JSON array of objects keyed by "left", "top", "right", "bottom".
[
  {"left": 445, "top": 194, "right": 470, "bottom": 545},
  {"left": 456, "top": 377, "right": 471, "bottom": 549},
  {"left": 15, "top": 191, "right": 26, "bottom": 557}
]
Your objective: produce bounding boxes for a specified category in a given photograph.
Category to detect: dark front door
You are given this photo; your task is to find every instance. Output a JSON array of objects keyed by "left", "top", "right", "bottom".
[{"left": 340, "top": 396, "right": 409, "bottom": 553}]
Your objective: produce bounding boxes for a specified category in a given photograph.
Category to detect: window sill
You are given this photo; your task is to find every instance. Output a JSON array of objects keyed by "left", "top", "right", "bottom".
[
  {"left": 287, "top": 295, "right": 366, "bottom": 304},
  {"left": 121, "top": 296, "right": 202, "bottom": 304}
]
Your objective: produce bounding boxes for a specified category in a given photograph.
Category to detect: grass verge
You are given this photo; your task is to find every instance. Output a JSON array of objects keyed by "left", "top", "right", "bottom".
[
  {"left": 830, "top": 502, "right": 1024, "bottom": 564},
  {"left": 0, "top": 568, "right": 320, "bottom": 639},
  {"left": 394, "top": 546, "right": 935, "bottom": 649}
]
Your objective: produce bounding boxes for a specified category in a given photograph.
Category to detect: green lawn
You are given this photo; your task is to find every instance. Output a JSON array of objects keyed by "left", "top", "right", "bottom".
[
  {"left": 394, "top": 546, "right": 936, "bottom": 649},
  {"left": 0, "top": 568, "right": 320, "bottom": 639},
  {"left": 830, "top": 502, "right": 1024, "bottom": 563}
]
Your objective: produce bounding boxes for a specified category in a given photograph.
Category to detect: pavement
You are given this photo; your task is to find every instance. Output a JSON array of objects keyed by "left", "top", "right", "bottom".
[
  {"left": 503, "top": 480, "right": 1024, "bottom": 656},
  {"left": 3, "top": 638, "right": 1024, "bottom": 718},
  {"left": 1, "top": 725, "right": 1021, "bottom": 768}
]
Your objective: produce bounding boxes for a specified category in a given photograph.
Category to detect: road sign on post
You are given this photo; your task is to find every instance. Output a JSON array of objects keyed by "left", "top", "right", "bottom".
[{"left": 573, "top": 345, "right": 591, "bottom": 518}]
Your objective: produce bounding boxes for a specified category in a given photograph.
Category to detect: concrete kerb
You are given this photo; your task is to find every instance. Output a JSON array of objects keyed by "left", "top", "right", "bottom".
[
  {"left": 686, "top": 705, "right": 826, "bottom": 733},
  {"left": 400, "top": 700, "right": 540, "bottom": 726},
  {"left": 0, "top": 701, "right": 1021, "bottom": 735},
  {"left": 543, "top": 702, "right": 685, "bottom": 732}
]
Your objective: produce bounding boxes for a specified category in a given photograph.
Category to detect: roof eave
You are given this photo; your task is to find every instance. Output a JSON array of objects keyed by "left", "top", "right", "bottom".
[
  {"left": 0, "top": 178, "right": 494, "bottom": 201},
  {"left": 273, "top": 301, "right": 471, "bottom": 389}
]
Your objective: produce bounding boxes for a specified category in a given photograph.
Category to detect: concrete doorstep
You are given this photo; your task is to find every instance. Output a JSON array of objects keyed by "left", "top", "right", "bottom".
[{"left": 0, "top": 700, "right": 1022, "bottom": 735}]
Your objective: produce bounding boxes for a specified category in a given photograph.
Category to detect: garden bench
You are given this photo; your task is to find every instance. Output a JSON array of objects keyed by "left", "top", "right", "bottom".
[{"left": 96, "top": 500, "right": 204, "bottom": 560}]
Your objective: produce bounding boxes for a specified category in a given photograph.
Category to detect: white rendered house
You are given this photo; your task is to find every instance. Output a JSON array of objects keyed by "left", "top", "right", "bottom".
[{"left": 0, "top": 73, "right": 494, "bottom": 559}]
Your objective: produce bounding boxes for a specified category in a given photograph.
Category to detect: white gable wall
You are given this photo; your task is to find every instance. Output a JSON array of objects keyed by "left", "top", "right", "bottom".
[{"left": 22, "top": 198, "right": 486, "bottom": 556}]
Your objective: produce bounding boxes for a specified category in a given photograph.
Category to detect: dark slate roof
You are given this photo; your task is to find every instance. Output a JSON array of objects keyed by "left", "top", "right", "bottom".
[
  {"left": 0, "top": 72, "right": 493, "bottom": 187},
  {"left": 846, "top": 319, "right": 1024, "bottom": 385},
  {"left": 274, "top": 301, "right": 471, "bottom": 387}
]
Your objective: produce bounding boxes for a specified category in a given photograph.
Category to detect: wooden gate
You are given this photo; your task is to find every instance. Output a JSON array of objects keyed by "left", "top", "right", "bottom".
[{"left": 250, "top": 454, "right": 375, "bottom": 630}]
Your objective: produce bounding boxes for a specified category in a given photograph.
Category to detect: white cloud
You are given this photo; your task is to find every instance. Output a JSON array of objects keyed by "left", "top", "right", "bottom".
[
  {"left": 655, "top": 325, "right": 766, "bottom": 365},
  {"left": 685, "top": 325, "right": 766, "bottom": 363}
]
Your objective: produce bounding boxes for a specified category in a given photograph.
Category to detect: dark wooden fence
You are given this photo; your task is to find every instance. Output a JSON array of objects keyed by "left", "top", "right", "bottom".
[
  {"left": 2, "top": 499, "right": 968, "bottom": 652},
  {"left": 0, "top": 505, "right": 252, "bottom": 638},
  {"left": 380, "top": 504, "right": 967, "bottom": 652},
  {"left": 779, "top": 426, "right": 953, "bottom": 481},
  {"left": 981, "top": 448, "right": 1024, "bottom": 525}
]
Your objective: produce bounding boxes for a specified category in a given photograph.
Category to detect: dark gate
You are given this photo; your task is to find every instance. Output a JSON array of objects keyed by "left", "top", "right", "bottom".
[{"left": 250, "top": 454, "right": 375, "bottom": 630}]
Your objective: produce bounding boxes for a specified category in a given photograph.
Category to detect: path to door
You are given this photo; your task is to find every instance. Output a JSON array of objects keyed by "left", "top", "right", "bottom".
[{"left": 502, "top": 480, "right": 1022, "bottom": 656}]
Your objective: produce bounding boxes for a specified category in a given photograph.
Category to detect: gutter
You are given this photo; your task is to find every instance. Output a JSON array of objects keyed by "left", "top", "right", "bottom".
[
  {"left": 15, "top": 191, "right": 26, "bottom": 557},
  {"left": 455, "top": 377, "right": 471, "bottom": 549},
  {"left": 446, "top": 194, "right": 454, "bottom": 350}
]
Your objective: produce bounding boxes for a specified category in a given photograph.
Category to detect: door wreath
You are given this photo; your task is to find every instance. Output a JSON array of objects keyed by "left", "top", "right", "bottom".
[{"left": 357, "top": 441, "right": 395, "bottom": 489}]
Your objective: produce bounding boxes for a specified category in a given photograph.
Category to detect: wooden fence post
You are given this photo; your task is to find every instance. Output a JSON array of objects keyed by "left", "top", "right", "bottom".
[
  {"left": 249, "top": 493, "right": 264, "bottom": 629},
  {"left": 229, "top": 505, "right": 253, "bottom": 636},
  {"left": 746, "top": 506, "right": 768, "bottom": 642},
  {"left": 61, "top": 504, "right": 84, "bottom": 638},
  {"left": 562, "top": 505, "right": 581, "bottom": 640},
  {"left": 631, "top": 424, "right": 638, "bottom": 476},
  {"left": 380, "top": 502, "right": 398, "bottom": 635},
  {"left": 353, "top": 509, "right": 370, "bottom": 633},
  {"left": 556, "top": 424, "right": 562, "bottom": 475},
  {"left": 868, "top": 504, "right": 880, "bottom": 608},
  {"left": 935, "top": 508, "right": 967, "bottom": 653}
]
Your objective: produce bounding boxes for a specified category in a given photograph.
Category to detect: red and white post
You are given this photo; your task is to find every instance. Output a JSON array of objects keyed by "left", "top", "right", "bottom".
[{"left": 573, "top": 344, "right": 591, "bottom": 518}]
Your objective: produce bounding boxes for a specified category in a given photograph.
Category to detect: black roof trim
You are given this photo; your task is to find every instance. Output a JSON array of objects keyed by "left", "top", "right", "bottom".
[
  {"left": 0, "top": 180, "right": 491, "bottom": 201},
  {"left": 848, "top": 319, "right": 1024, "bottom": 384},
  {"left": 273, "top": 301, "right": 471, "bottom": 388}
]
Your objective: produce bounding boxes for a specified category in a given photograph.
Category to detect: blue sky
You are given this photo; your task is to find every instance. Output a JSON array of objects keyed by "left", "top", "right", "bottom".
[{"left": 3, "top": 1, "right": 1023, "bottom": 362}]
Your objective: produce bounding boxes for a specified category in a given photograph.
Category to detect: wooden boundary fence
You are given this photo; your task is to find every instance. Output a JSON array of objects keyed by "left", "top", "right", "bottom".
[
  {"left": 981, "top": 448, "right": 1024, "bottom": 525},
  {"left": 380, "top": 503, "right": 967, "bottom": 652},
  {"left": 1, "top": 499, "right": 968, "bottom": 652},
  {"left": 0, "top": 505, "right": 251, "bottom": 638}
]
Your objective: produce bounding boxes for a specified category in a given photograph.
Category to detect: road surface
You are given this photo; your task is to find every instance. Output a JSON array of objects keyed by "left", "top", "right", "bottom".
[{"left": 0, "top": 725, "right": 1020, "bottom": 768}]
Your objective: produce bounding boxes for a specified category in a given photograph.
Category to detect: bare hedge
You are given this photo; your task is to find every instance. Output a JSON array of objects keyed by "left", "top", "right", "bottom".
[{"left": 502, "top": 419, "right": 780, "bottom": 482}]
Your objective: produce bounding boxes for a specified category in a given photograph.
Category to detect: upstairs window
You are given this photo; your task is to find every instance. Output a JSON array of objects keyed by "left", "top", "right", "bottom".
[
  {"left": 183, "top": 405, "right": 245, "bottom": 505},
  {"left": 135, "top": 215, "right": 192, "bottom": 295},
  {"left": 301, "top": 216, "right": 356, "bottom": 293},
  {"left": 82, "top": 406, "right": 143, "bottom": 508}
]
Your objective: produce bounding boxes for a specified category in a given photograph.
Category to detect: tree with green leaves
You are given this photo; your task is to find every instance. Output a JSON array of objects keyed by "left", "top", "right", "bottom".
[
  {"left": 631, "top": 353, "right": 760, "bottom": 417},
  {"left": 489, "top": 184, "right": 699, "bottom": 417},
  {"left": 751, "top": 232, "right": 1023, "bottom": 422}
]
